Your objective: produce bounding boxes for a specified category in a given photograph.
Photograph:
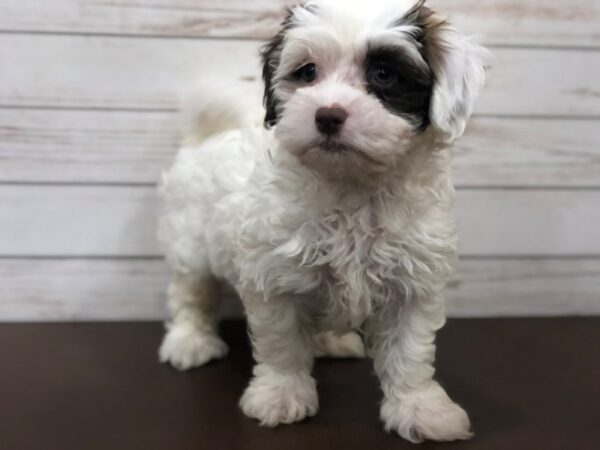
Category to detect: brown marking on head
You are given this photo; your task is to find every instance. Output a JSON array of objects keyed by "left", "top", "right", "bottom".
[{"left": 260, "top": 8, "right": 297, "bottom": 128}]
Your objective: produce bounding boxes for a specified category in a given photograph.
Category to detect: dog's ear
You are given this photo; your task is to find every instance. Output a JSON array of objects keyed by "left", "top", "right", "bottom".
[
  {"left": 260, "top": 8, "right": 298, "bottom": 128},
  {"left": 417, "top": 7, "right": 489, "bottom": 142}
]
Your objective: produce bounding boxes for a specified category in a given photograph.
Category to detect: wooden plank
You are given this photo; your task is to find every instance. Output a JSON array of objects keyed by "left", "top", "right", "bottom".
[
  {"left": 429, "top": 0, "right": 600, "bottom": 48},
  {"left": 0, "top": 185, "right": 599, "bottom": 256},
  {"left": 0, "top": 109, "right": 179, "bottom": 183},
  {"left": 447, "top": 258, "right": 600, "bottom": 317},
  {"left": 0, "top": 258, "right": 243, "bottom": 321},
  {"left": 2, "top": 111, "right": 599, "bottom": 186},
  {"left": 0, "top": 0, "right": 598, "bottom": 47},
  {"left": 1, "top": 34, "right": 599, "bottom": 116},
  {"left": 0, "top": 0, "right": 292, "bottom": 39},
  {"left": 456, "top": 190, "right": 600, "bottom": 256},
  {"left": 454, "top": 118, "right": 600, "bottom": 187},
  {"left": 0, "top": 185, "right": 158, "bottom": 256},
  {"left": 482, "top": 48, "right": 600, "bottom": 117},
  {"left": 0, "top": 258, "right": 171, "bottom": 321},
  {"left": 0, "top": 35, "right": 260, "bottom": 111},
  {"left": 1, "top": 257, "right": 598, "bottom": 321}
]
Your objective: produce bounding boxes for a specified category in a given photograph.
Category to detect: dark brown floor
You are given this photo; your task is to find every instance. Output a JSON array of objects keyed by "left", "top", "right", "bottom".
[{"left": 1, "top": 319, "right": 598, "bottom": 450}]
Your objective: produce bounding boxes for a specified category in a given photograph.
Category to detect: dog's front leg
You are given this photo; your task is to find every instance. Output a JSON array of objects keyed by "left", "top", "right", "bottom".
[
  {"left": 367, "top": 296, "right": 472, "bottom": 443},
  {"left": 239, "top": 292, "right": 317, "bottom": 426}
]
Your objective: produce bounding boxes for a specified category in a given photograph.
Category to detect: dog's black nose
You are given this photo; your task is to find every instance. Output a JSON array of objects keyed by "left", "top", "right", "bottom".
[{"left": 315, "top": 105, "right": 348, "bottom": 135}]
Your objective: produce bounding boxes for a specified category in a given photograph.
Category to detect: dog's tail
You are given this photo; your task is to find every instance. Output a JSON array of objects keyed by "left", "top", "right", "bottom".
[{"left": 179, "top": 78, "right": 263, "bottom": 145}]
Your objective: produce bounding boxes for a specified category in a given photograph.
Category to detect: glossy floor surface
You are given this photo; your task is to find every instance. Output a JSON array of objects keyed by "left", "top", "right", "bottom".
[{"left": 1, "top": 318, "right": 598, "bottom": 450}]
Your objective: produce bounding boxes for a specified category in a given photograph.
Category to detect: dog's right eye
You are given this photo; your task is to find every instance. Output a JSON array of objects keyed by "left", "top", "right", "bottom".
[
  {"left": 293, "top": 63, "right": 318, "bottom": 83},
  {"left": 367, "top": 64, "right": 398, "bottom": 89}
]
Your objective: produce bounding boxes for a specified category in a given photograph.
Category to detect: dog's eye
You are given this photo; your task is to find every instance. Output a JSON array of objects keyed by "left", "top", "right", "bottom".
[
  {"left": 293, "top": 63, "right": 318, "bottom": 83},
  {"left": 370, "top": 65, "right": 397, "bottom": 88}
]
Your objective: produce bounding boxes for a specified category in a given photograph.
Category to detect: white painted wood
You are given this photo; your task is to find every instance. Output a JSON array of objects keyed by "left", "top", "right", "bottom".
[
  {"left": 0, "top": 34, "right": 260, "bottom": 110},
  {"left": 454, "top": 118, "right": 600, "bottom": 187},
  {"left": 1, "top": 185, "right": 599, "bottom": 257},
  {"left": 0, "top": 185, "right": 158, "bottom": 256},
  {"left": 1, "top": 34, "right": 599, "bottom": 116},
  {"left": 0, "top": 0, "right": 598, "bottom": 47},
  {"left": 0, "top": 258, "right": 243, "bottom": 321},
  {"left": 429, "top": 0, "right": 600, "bottom": 48},
  {"left": 447, "top": 258, "right": 600, "bottom": 317},
  {"left": 0, "top": 258, "right": 170, "bottom": 321},
  {"left": 0, "top": 0, "right": 292, "bottom": 39},
  {"left": 1, "top": 1, "right": 599, "bottom": 320},
  {"left": 482, "top": 48, "right": 600, "bottom": 117},
  {"left": 2, "top": 111, "right": 599, "bottom": 186},
  {"left": 1, "top": 258, "right": 597, "bottom": 321},
  {"left": 456, "top": 190, "right": 600, "bottom": 256},
  {"left": 0, "top": 109, "right": 179, "bottom": 183}
]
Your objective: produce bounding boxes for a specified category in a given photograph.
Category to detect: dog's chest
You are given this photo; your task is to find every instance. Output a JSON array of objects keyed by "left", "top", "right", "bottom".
[{"left": 298, "top": 206, "right": 410, "bottom": 328}]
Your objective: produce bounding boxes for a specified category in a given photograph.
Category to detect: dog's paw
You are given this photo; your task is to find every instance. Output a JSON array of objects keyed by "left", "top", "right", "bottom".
[
  {"left": 313, "top": 331, "right": 365, "bottom": 358},
  {"left": 240, "top": 365, "right": 318, "bottom": 426},
  {"left": 380, "top": 382, "right": 472, "bottom": 443},
  {"left": 159, "top": 325, "right": 228, "bottom": 370}
]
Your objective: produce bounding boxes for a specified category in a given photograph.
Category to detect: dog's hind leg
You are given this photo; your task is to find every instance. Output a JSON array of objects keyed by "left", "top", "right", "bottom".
[{"left": 159, "top": 272, "right": 228, "bottom": 370}]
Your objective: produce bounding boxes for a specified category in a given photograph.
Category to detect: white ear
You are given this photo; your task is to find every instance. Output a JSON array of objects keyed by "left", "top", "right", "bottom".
[{"left": 427, "top": 26, "right": 489, "bottom": 142}]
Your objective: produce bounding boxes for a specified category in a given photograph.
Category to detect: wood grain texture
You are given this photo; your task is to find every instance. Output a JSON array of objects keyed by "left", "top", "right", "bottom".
[
  {"left": 447, "top": 258, "right": 600, "bottom": 317},
  {"left": 454, "top": 118, "right": 600, "bottom": 187},
  {"left": 1, "top": 34, "right": 599, "bottom": 116},
  {"left": 1, "top": 185, "right": 599, "bottom": 257},
  {"left": 1, "top": 258, "right": 597, "bottom": 321},
  {"left": 456, "top": 190, "right": 600, "bottom": 256},
  {"left": 0, "top": 0, "right": 292, "bottom": 39},
  {"left": 2, "top": 111, "right": 599, "bottom": 186},
  {"left": 0, "top": 258, "right": 170, "bottom": 321},
  {"left": 1, "top": 0, "right": 598, "bottom": 47},
  {"left": 1, "top": 1, "right": 599, "bottom": 320},
  {"left": 0, "top": 109, "right": 179, "bottom": 183},
  {"left": 0, "top": 185, "right": 158, "bottom": 256},
  {"left": 0, "top": 34, "right": 260, "bottom": 111}
]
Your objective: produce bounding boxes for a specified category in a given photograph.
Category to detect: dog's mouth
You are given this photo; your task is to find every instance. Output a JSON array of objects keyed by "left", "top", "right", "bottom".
[
  {"left": 315, "top": 139, "right": 386, "bottom": 168},
  {"left": 293, "top": 137, "right": 387, "bottom": 171},
  {"left": 318, "top": 138, "right": 350, "bottom": 153}
]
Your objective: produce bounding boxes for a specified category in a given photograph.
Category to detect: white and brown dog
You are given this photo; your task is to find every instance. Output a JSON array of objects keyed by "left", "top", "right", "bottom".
[{"left": 158, "top": 0, "right": 488, "bottom": 442}]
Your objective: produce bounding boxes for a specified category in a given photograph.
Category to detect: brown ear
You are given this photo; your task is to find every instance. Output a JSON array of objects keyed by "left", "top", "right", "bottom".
[
  {"left": 418, "top": 8, "right": 490, "bottom": 142},
  {"left": 260, "top": 8, "right": 296, "bottom": 128}
]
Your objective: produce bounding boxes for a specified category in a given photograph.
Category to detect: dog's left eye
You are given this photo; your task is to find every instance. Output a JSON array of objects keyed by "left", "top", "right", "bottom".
[
  {"left": 369, "top": 65, "right": 397, "bottom": 88},
  {"left": 293, "top": 63, "right": 318, "bottom": 83}
]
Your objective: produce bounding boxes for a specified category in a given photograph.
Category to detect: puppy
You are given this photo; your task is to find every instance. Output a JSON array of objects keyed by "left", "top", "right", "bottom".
[{"left": 158, "top": 0, "right": 488, "bottom": 442}]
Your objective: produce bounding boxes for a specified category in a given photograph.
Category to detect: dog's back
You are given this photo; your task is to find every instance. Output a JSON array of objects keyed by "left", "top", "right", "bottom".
[
  {"left": 179, "top": 77, "right": 263, "bottom": 145},
  {"left": 157, "top": 79, "right": 265, "bottom": 273}
]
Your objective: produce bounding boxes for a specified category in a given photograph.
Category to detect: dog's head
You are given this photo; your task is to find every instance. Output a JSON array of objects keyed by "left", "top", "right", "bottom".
[{"left": 261, "top": 0, "right": 488, "bottom": 180}]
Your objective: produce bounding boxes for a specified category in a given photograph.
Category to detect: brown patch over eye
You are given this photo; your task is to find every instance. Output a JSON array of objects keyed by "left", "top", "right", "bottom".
[{"left": 364, "top": 46, "right": 433, "bottom": 130}]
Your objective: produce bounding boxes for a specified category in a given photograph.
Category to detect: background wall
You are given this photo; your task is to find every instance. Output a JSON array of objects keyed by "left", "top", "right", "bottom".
[{"left": 0, "top": 0, "right": 599, "bottom": 320}]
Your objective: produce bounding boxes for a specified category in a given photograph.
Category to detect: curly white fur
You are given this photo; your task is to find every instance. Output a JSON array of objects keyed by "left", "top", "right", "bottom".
[{"left": 157, "top": 0, "right": 487, "bottom": 442}]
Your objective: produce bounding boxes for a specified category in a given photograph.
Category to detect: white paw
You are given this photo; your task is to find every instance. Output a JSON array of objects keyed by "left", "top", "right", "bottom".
[
  {"left": 159, "top": 325, "right": 228, "bottom": 370},
  {"left": 381, "top": 382, "right": 472, "bottom": 443},
  {"left": 240, "top": 365, "right": 318, "bottom": 426},
  {"left": 313, "top": 331, "right": 365, "bottom": 358}
]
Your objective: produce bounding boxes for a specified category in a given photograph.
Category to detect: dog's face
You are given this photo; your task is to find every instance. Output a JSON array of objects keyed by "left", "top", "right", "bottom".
[{"left": 262, "top": 0, "right": 488, "bottom": 180}]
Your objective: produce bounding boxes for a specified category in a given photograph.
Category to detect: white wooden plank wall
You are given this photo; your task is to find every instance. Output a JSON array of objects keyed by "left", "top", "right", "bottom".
[{"left": 0, "top": 0, "right": 599, "bottom": 320}]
